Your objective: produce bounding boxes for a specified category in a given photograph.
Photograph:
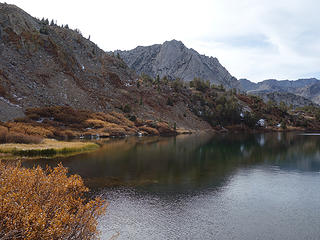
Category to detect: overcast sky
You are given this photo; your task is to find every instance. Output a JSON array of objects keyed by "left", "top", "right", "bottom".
[{"left": 4, "top": 0, "right": 320, "bottom": 82}]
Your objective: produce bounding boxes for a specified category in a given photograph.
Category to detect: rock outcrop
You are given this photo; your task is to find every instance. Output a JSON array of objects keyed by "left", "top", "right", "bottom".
[{"left": 114, "top": 40, "right": 239, "bottom": 89}]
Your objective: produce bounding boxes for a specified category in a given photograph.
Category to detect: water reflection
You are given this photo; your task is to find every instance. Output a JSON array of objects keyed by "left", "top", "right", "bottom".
[
  {"left": 24, "top": 132, "right": 320, "bottom": 193},
  {"left": 23, "top": 132, "right": 320, "bottom": 239}
]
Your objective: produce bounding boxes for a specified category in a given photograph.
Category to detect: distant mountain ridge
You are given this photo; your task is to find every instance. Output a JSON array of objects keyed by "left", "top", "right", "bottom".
[
  {"left": 114, "top": 40, "right": 239, "bottom": 89},
  {"left": 239, "top": 78, "right": 320, "bottom": 105},
  {"left": 254, "top": 92, "right": 316, "bottom": 108}
]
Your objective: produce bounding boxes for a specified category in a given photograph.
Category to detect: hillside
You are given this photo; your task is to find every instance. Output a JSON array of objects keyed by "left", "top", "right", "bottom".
[
  {"left": 0, "top": 3, "right": 211, "bottom": 131},
  {"left": 114, "top": 40, "right": 239, "bottom": 89},
  {"left": 0, "top": 3, "right": 136, "bottom": 119},
  {"left": 295, "top": 82, "right": 320, "bottom": 104},
  {"left": 254, "top": 92, "right": 316, "bottom": 108}
]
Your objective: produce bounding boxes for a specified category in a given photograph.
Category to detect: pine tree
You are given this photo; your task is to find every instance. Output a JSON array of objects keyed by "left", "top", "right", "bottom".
[{"left": 156, "top": 74, "right": 160, "bottom": 84}]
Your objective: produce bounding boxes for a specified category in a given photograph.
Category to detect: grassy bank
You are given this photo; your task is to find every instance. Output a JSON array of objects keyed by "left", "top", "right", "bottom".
[{"left": 0, "top": 139, "right": 99, "bottom": 158}]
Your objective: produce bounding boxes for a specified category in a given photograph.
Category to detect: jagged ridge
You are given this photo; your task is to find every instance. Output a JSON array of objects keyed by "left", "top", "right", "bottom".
[{"left": 115, "top": 40, "right": 239, "bottom": 89}]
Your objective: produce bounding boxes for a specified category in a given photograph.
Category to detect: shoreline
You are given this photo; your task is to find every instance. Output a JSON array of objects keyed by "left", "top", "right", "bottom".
[
  {"left": 1, "top": 127, "right": 318, "bottom": 160},
  {"left": 0, "top": 139, "right": 99, "bottom": 159}
]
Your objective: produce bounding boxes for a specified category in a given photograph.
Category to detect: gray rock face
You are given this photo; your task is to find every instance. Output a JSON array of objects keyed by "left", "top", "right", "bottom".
[
  {"left": 115, "top": 40, "right": 239, "bottom": 89},
  {"left": 295, "top": 82, "right": 320, "bottom": 104},
  {"left": 239, "top": 78, "right": 320, "bottom": 106}
]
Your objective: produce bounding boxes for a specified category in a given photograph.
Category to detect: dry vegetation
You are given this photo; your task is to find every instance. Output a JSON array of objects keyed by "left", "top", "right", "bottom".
[
  {"left": 0, "top": 162, "right": 106, "bottom": 240},
  {"left": 0, "top": 125, "right": 43, "bottom": 144},
  {"left": 238, "top": 94, "right": 320, "bottom": 130},
  {"left": 0, "top": 139, "right": 99, "bottom": 157},
  {"left": 2, "top": 106, "right": 177, "bottom": 141}
]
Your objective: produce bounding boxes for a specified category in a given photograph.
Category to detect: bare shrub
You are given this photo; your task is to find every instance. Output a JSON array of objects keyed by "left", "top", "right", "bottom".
[
  {"left": 25, "top": 106, "right": 91, "bottom": 125},
  {"left": 7, "top": 123, "right": 53, "bottom": 138},
  {"left": 5, "top": 132, "right": 43, "bottom": 144},
  {"left": 0, "top": 126, "right": 8, "bottom": 143}
]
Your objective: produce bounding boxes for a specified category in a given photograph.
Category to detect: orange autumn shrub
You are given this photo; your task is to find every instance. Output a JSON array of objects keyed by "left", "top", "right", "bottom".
[
  {"left": 110, "top": 111, "right": 135, "bottom": 127},
  {"left": 4, "top": 132, "right": 43, "bottom": 144},
  {"left": 85, "top": 119, "right": 106, "bottom": 129},
  {"left": 0, "top": 125, "right": 43, "bottom": 144},
  {"left": 0, "top": 126, "right": 8, "bottom": 143},
  {"left": 103, "top": 126, "right": 127, "bottom": 137},
  {"left": 25, "top": 106, "right": 91, "bottom": 125},
  {"left": 7, "top": 122, "right": 53, "bottom": 137},
  {"left": 101, "top": 113, "right": 122, "bottom": 125},
  {"left": 0, "top": 162, "right": 106, "bottom": 240},
  {"left": 138, "top": 126, "right": 160, "bottom": 135}
]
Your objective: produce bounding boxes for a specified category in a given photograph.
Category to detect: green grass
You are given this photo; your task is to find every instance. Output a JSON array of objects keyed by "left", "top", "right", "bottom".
[
  {"left": 11, "top": 144, "right": 98, "bottom": 157},
  {"left": 0, "top": 140, "right": 99, "bottom": 158}
]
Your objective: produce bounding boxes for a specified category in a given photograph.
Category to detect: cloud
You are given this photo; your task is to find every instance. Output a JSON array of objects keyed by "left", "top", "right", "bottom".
[
  {"left": 187, "top": 0, "right": 320, "bottom": 81},
  {"left": 4, "top": 0, "right": 320, "bottom": 82}
]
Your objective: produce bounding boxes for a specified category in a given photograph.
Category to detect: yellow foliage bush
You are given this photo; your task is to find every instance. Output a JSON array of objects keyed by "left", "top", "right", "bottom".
[{"left": 0, "top": 162, "right": 106, "bottom": 240}]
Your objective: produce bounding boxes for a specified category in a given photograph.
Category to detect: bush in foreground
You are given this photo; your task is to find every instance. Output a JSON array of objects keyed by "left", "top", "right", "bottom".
[{"left": 0, "top": 162, "right": 106, "bottom": 240}]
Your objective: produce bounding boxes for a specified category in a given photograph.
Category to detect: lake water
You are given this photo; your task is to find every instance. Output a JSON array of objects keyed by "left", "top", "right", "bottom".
[{"left": 25, "top": 132, "right": 320, "bottom": 240}]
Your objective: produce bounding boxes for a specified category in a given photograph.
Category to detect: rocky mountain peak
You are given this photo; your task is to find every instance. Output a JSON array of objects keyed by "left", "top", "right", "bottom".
[
  {"left": 115, "top": 40, "right": 239, "bottom": 89},
  {"left": 163, "top": 39, "right": 185, "bottom": 47}
]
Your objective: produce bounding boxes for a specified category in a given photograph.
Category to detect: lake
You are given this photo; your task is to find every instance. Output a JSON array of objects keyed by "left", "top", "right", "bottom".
[{"left": 24, "top": 132, "right": 320, "bottom": 240}]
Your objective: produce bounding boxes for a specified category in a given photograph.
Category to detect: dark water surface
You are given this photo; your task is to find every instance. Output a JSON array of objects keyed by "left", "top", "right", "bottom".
[{"left": 25, "top": 133, "right": 320, "bottom": 239}]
